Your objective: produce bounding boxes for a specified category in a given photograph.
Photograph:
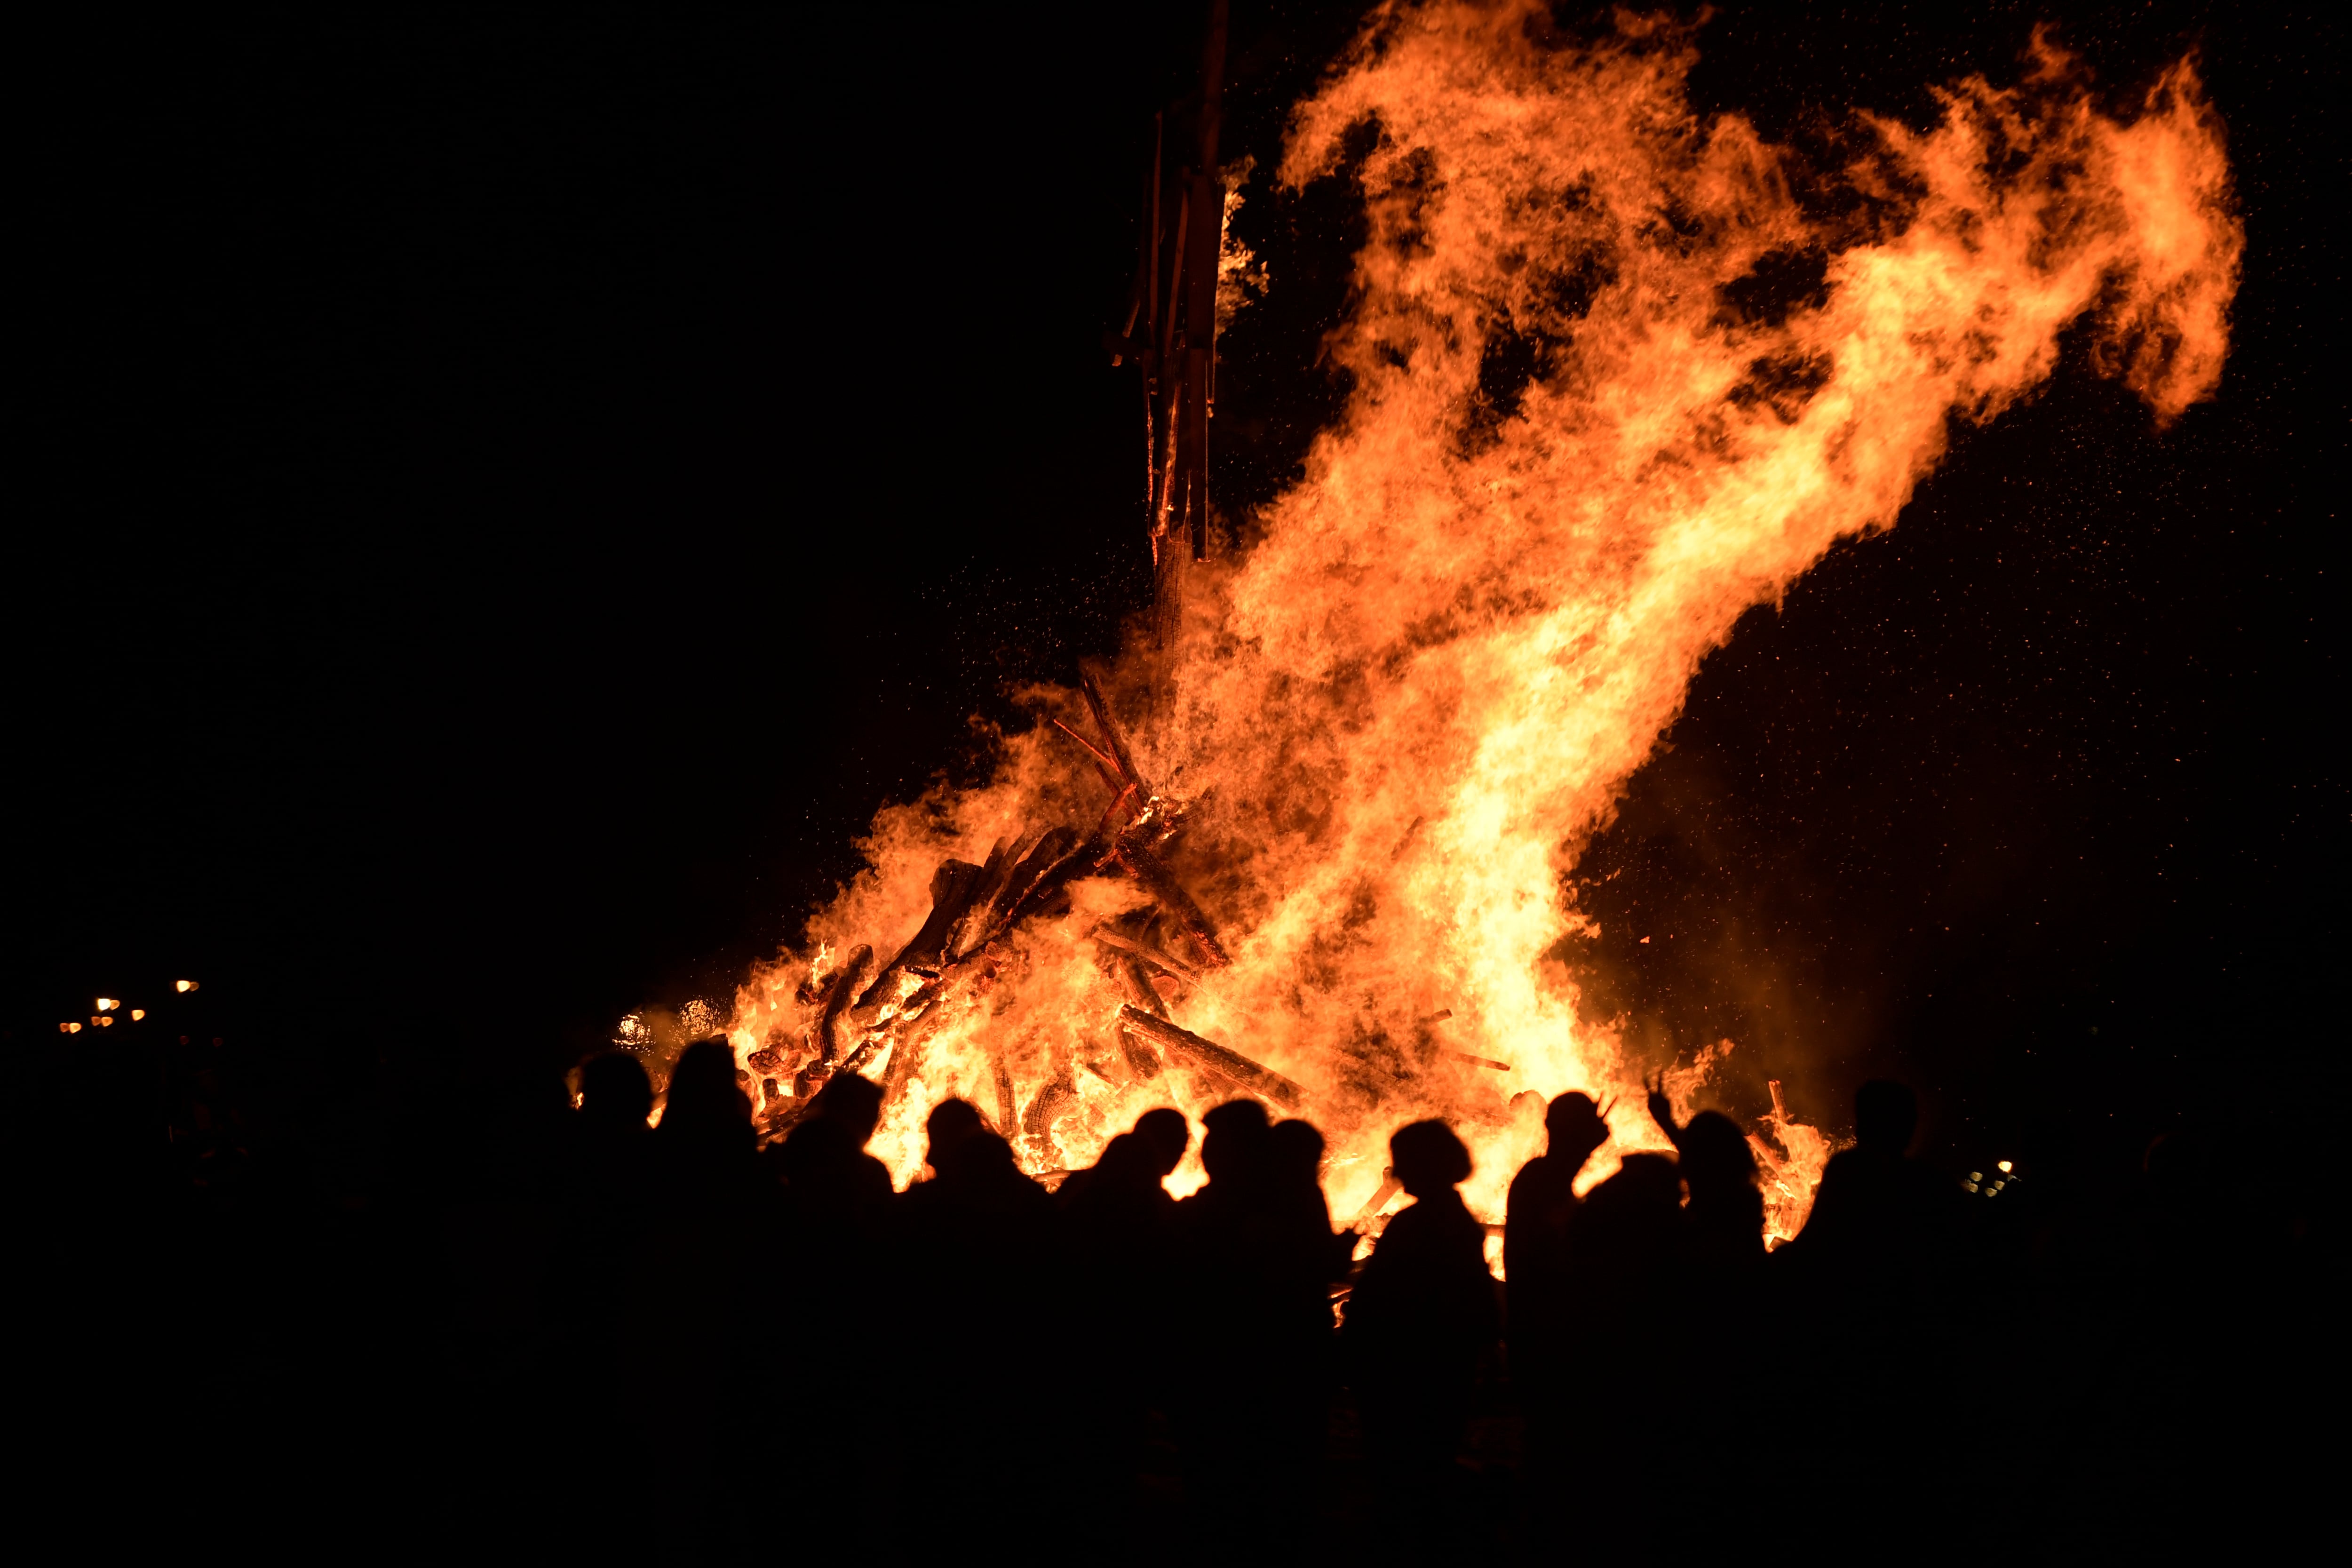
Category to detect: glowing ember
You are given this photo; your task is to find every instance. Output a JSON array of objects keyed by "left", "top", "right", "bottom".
[{"left": 706, "top": 8, "right": 2237, "bottom": 1246}]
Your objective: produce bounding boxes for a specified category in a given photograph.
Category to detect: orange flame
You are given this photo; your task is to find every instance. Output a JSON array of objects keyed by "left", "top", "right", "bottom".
[{"left": 720, "top": 8, "right": 2237, "bottom": 1243}]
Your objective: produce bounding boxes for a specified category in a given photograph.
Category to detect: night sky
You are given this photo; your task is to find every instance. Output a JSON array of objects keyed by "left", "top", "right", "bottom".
[{"left": 10, "top": 3, "right": 2339, "bottom": 1165}]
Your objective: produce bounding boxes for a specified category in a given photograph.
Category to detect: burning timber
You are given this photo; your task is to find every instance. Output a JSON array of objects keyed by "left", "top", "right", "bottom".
[
  {"left": 1117, "top": 1005, "right": 1305, "bottom": 1110},
  {"left": 747, "top": 669, "right": 1263, "bottom": 1145}
]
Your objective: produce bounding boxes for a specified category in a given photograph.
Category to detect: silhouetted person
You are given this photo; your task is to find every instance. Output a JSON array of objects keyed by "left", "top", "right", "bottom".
[
  {"left": 1788, "top": 1079, "right": 1956, "bottom": 1276},
  {"left": 1645, "top": 1082, "right": 1765, "bottom": 1268},
  {"left": 1546, "top": 1148, "right": 1685, "bottom": 1546},
  {"left": 538, "top": 1052, "right": 663, "bottom": 1554},
  {"left": 778, "top": 1070, "right": 892, "bottom": 1231},
  {"left": 891, "top": 1113, "right": 1059, "bottom": 1557},
  {"left": 1136, "top": 1105, "right": 1190, "bottom": 1176},
  {"left": 1062, "top": 1110, "right": 1191, "bottom": 1540},
  {"left": 773, "top": 1072, "right": 892, "bottom": 1528},
  {"left": 1343, "top": 1120, "right": 1498, "bottom": 1560},
  {"left": 1781, "top": 1079, "right": 1963, "bottom": 1544},
  {"left": 653, "top": 1038, "right": 760, "bottom": 1209},
  {"left": 554, "top": 1052, "right": 657, "bottom": 1330},
  {"left": 644, "top": 1039, "right": 773, "bottom": 1557},
  {"left": 1173, "top": 1098, "right": 1334, "bottom": 1552},
  {"left": 1267, "top": 1118, "right": 1354, "bottom": 1536},
  {"left": 1641, "top": 1085, "right": 1767, "bottom": 1542},
  {"left": 1505, "top": 1090, "right": 1610, "bottom": 1473}
]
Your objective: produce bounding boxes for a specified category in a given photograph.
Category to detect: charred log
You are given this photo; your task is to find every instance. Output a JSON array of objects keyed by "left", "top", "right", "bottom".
[
  {"left": 1116, "top": 1005, "right": 1303, "bottom": 1108},
  {"left": 989, "top": 827, "right": 1089, "bottom": 937},
  {"left": 815, "top": 945, "right": 874, "bottom": 1064},
  {"left": 1111, "top": 952, "right": 1169, "bottom": 1020},
  {"left": 991, "top": 1053, "right": 1019, "bottom": 1137},
  {"left": 1078, "top": 668, "right": 1146, "bottom": 798},
  {"left": 1111, "top": 839, "right": 1230, "bottom": 968},
  {"left": 1120, "top": 1032, "right": 1166, "bottom": 1082},
  {"left": 851, "top": 861, "right": 991, "bottom": 1025},
  {"left": 1091, "top": 925, "right": 1203, "bottom": 984},
  {"left": 1021, "top": 1067, "right": 1079, "bottom": 1146}
]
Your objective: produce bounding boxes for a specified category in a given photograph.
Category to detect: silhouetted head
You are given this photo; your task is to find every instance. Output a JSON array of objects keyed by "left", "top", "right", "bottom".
[
  {"left": 944, "top": 1129, "right": 1018, "bottom": 1184},
  {"left": 579, "top": 1052, "right": 652, "bottom": 1132},
  {"left": 924, "top": 1098, "right": 986, "bottom": 1173},
  {"left": 1089, "top": 1131, "right": 1148, "bottom": 1184},
  {"left": 1270, "top": 1119, "right": 1326, "bottom": 1190},
  {"left": 1200, "top": 1099, "right": 1271, "bottom": 1186},
  {"left": 664, "top": 1039, "right": 749, "bottom": 1129},
  {"left": 816, "top": 1072, "right": 883, "bottom": 1147},
  {"left": 1603, "top": 1151, "right": 1685, "bottom": 1212},
  {"left": 1676, "top": 1110, "right": 1757, "bottom": 1192},
  {"left": 1854, "top": 1080, "right": 1919, "bottom": 1154},
  {"left": 1134, "top": 1107, "right": 1190, "bottom": 1176},
  {"left": 1390, "top": 1119, "right": 1472, "bottom": 1198},
  {"left": 1545, "top": 1091, "right": 1609, "bottom": 1154}
]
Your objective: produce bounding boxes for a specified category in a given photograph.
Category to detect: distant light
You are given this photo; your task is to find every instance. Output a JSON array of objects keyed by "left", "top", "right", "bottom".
[
  {"left": 60, "top": 1022, "right": 79, "bottom": 1034},
  {"left": 1968, "top": 1171, "right": 1983, "bottom": 1183},
  {"left": 1997, "top": 1160, "right": 2013, "bottom": 1173},
  {"left": 130, "top": 1009, "right": 146, "bottom": 1021},
  {"left": 96, "top": 997, "right": 119, "bottom": 1012},
  {"left": 95, "top": 1016, "right": 114, "bottom": 1028},
  {"left": 175, "top": 980, "right": 199, "bottom": 994}
]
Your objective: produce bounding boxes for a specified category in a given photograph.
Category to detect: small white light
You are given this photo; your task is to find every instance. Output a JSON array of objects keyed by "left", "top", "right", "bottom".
[
  {"left": 175, "top": 979, "right": 199, "bottom": 994},
  {"left": 130, "top": 1009, "right": 146, "bottom": 1021},
  {"left": 96, "top": 997, "right": 119, "bottom": 1012},
  {"left": 1997, "top": 1160, "right": 2013, "bottom": 1173}
]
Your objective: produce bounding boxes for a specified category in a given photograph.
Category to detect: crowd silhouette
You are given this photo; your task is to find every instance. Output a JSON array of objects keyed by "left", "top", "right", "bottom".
[{"left": 16, "top": 1023, "right": 2324, "bottom": 1561}]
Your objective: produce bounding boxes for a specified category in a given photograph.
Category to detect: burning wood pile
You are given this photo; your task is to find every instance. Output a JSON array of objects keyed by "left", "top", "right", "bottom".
[{"left": 747, "top": 669, "right": 1301, "bottom": 1158}]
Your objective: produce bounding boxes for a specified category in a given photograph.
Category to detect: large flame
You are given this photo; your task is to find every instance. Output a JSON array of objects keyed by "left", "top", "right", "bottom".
[{"left": 713, "top": 6, "right": 2238, "bottom": 1247}]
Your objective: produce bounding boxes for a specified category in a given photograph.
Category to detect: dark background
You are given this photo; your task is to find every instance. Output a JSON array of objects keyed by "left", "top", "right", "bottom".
[{"left": 9, "top": 3, "right": 2340, "bottom": 1167}]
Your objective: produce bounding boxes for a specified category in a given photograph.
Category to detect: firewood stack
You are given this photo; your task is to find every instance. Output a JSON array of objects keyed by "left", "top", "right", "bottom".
[{"left": 754, "top": 666, "right": 1303, "bottom": 1156}]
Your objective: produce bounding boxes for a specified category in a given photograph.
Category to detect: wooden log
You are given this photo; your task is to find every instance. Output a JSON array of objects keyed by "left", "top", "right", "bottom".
[
  {"left": 1078, "top": 668, "right": 1145, "bottom": 796},
  {"left": 946, "top": 833, "right": 1036, "bottom": 960},
  {"left": 1119, "top": 1030, "right": 1165, "bottom": 1082},
  {"left": 1051, "top": 718, "right": 1127, "bottom": 794},
  {"left": 1111, "top": 840, "right": 1230, "bottom": 968},
  {"left": 1446, "top": 1051, "right": 1512, "bottom": 1072},
  {"left": 1116, "top": 1005, "right": 1303, "bottom": 1108},
  {"left": 1021, "top": 1068, "right": 1077, "bottom": 1144},
  {"left": 851, "top": 859, "right": 990, "bottom": 1024},
  {"left": 816, "top": 945, "right": 874, "bottom": 1063},
  {"left": 1092, "top": 926, "right": 1203, "bottom": 985},
  {"left": 1351, "top": 1167, "right": 1403, "bottom": 1226},
  {"left": 1182, "top": 3, "right": 1226, "bottom": 562},
  {"left": 990, "top": 826, "right": 1086, "bottom": 935},
  {"left": 992, "top": 1052, "right": 1018, "bottom": 1138},
  {"left": 1111, "top": 952, "right": 1168, "bottom": 1019}
]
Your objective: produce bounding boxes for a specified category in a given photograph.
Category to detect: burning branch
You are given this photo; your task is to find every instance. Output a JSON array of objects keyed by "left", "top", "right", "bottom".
[
  {"left": 1091, "top": 926, "right": 1203, "bottom": 985},
  {"left": 813, "top": 945, "right": 873, "bottom": 1064},
  {"left": 1109, "top": 839, "right": 1230, "bottom": 968},
  {"left": 1116, "top": 1005, "right": 1303, "bottom": 1109}
]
